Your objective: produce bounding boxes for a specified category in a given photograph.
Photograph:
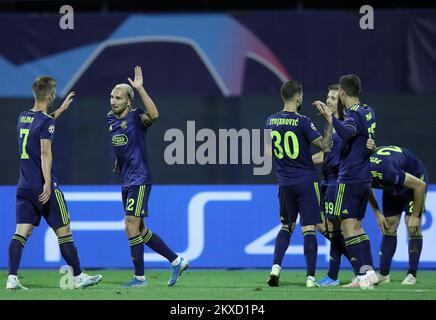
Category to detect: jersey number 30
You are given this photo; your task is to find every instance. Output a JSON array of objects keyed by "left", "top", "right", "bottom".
[
  {"left": 20, "top": 128, "right": 30, "bottom": 159},
  {"left": 271, "top": 130, "right": 299, "bottom": 159}
]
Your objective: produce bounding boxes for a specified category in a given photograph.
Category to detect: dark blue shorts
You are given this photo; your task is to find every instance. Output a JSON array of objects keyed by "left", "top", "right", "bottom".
[
  {"left": 122, "top": 184, "right": 152, "bottom": 217},
  {"left": 330, "top": 182, "right": 371, "bottom": 220},
  {"left": 321, "top": 184, "right": 337, "bottom": 221},
  {"left": 382, "top": 170, "right": 428, "bottom": 217},
  {"left": 278, "top": 182, "right": 322, "bottom": 227},
  {"left": 16, "top": 188, "right": 70, "bottom": 230}
]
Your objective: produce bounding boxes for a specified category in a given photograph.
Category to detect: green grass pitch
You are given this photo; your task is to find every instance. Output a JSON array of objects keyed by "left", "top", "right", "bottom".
[{"left": 1, "top": 269, "right": 436, "bottom": 300}]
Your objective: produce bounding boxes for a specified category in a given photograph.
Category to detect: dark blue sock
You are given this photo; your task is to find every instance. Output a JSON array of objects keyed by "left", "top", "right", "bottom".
[
  {"left": 142, "top": 229, "right": 177, "bottom": 263},
  {"left": 8, "top": 234, "right": 27, "bottom": 276},
  {"left": 272, "top": 226, "right": 291, "bottom": 265},
  {"left": 379, "top": 234, "right": 397, "bottom": 276},
  {"left": 303, "top": 230, "right": 317, "bottom": 277},
  {"left": 408, "top": 235, "right": 423, "bottom": 277},
  {"left": 327, "top": 231, "right": 343, "bottom": 280},
  {"left": 129, "top": 235, "right": 145, "bottom": 276},
  {"left": 345, "top": 235, "right": 364, "bottom": 275},
  {"left": 359, "top": 233, "right": 374, "bottom": 268},
  {"left": 58, "top": 235, "right": 82, "bottom": 276}
]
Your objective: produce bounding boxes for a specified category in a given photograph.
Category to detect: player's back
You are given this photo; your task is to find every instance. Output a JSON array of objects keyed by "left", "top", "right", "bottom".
[
  {"left": 266, "top": 111, "right": 320, "bottom": 186},
  {"left": 338, "top": 104, "right": 376, "bottom": 183},
  {"left": 17, "top": 110, "right": 57, "bottom": 191},
  {"left": 370, "top": 146, "right": 426, "bottom": 193}
]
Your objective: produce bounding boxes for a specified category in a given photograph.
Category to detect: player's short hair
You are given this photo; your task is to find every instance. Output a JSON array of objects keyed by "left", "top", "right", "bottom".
[
  {"left": 114, "top": 83, "right": 134, "bottom": 101},
  {"left": 280, "top": 80, "right": 302, "bottom": 101},
  {"left": 339, "top": 74, "right": 361, "bottom": 97},
  {"left": 32, "top": 76, "right": 56, "bottom": 100},
  {"left": 328, "top": 84, "right": 339, "bottom": 91}
]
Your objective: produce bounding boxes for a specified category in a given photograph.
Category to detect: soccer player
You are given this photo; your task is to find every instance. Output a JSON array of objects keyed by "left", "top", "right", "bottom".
[
  {"left": 266, "top": 80, "right": 333, "bottom": 288},
  {"left": 368, "top": 146, "right": 427, "bottom": 285},
  {"left": 107, "top": 66, "right": 188, "bottom": 288},
  {"left": 316, "top": 74, "right": 377, "bottom": 289},
  {"left": 8, "top": 76, "right": 103, "bottom": 290},
  {"left": 312, "top": 84, "right": 351, "bottom": 286}
]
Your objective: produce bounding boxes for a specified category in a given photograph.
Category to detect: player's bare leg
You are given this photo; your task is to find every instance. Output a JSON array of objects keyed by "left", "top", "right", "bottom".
[{"left": 6, "top": 224, "right": 34, "bottom": 290}]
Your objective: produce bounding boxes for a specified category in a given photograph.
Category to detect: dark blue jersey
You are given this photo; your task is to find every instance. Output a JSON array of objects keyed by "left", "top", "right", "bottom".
[
  {"left": 322, "top": 130, "right": 344, "bottom": 185},
  {"left": 17, "top": 110, "right": 58, "bottom": 190},
  {"left": 333, "top": 104, "right": 376, "bottom": 183},
  {"left": 370, "top": 146, "right": 426, "bottom": 196},
  {"left": 107, "top": 108, "right": 152, "bottom": 187},
  {"left": 266, "top": 111, "right": 321, "bottom": 186}
]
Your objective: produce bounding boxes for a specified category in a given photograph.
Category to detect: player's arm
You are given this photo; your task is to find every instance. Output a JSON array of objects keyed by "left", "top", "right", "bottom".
[
  {"left": 128, "top": 66, "right": 159, "bottom": 127},
  {"left": 49, "top": 92, "right": 75, "bottom": 119},
  {"left": 312, "top": 151, "right": 324, "bottom": 165},
  {"left": 39, "top": 139, "right": 52, "bottom": 204},
  {"left": 403, "top": 173, "right": 426, "bottom": 235},
  {"left": 311, "top": 101, "right": 333, "bottom": 152},
  {"left": 331, "top": 110, "right": 358, "bottom": 142},
  {"left": 368, "top": 189, "right": 388, "bottom": 233}
]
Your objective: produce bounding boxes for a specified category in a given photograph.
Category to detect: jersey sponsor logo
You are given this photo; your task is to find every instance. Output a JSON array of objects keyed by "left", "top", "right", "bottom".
[
  {"left": 111, "top": 134, "right": 128, "bottom": 146},
  {"left": 48, "top": 125, "right": 55, "bottom": 134}
]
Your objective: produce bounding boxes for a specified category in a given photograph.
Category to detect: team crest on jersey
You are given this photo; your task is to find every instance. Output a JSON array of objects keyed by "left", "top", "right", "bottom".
[
  {"left": 111, "top": 134, "right": 128, "bottom": 146},
  {"left": 120, "top": 120, "right": 127, "bottom": 129},
  {"left": 48, "top": 125, "right": 55, "bottom": 134}
]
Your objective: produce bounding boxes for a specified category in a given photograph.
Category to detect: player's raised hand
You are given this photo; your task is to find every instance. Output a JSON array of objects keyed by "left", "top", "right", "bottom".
[
  {"left": 128, "top": 66, "right": 143, "bottom": 89},
  {"left": 52, "top": 91, "right": 75, "bottom": 119},
  {"left": 38, "top": 182, "right": 51, "bottom": 204},
  {"left": 313, "top": 100, "right": 332, "bottom": 123}
]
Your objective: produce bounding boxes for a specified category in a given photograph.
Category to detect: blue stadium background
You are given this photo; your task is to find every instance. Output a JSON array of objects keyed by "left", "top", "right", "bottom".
[{"left": 1, "top": 5, "right": 435, "bottom": 269}]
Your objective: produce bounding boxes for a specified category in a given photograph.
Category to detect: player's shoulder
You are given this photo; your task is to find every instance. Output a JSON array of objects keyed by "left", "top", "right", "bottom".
[
  {"left": 130, "top": 107, "right": 144, "bottom": 114},
  {"left": 295, "top": 112, "right": 312, "bottom": 121},
  {"left": 41, "top": 112, "right": 54, "bottom": 120}
]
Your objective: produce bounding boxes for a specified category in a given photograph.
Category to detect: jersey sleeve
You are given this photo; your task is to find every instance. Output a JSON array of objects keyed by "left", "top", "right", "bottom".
[
  {"left": 134, "top": 108, "right": 152, "bottom": 129},
  {"left": 40, "top": 118, "right": 55, "bottom": 140},
  {"left": 302, "top": 117, "right": 321, "bottom": 142},
  {"left": 343, "top": 110, "right": 359, "bottom": 135}
]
